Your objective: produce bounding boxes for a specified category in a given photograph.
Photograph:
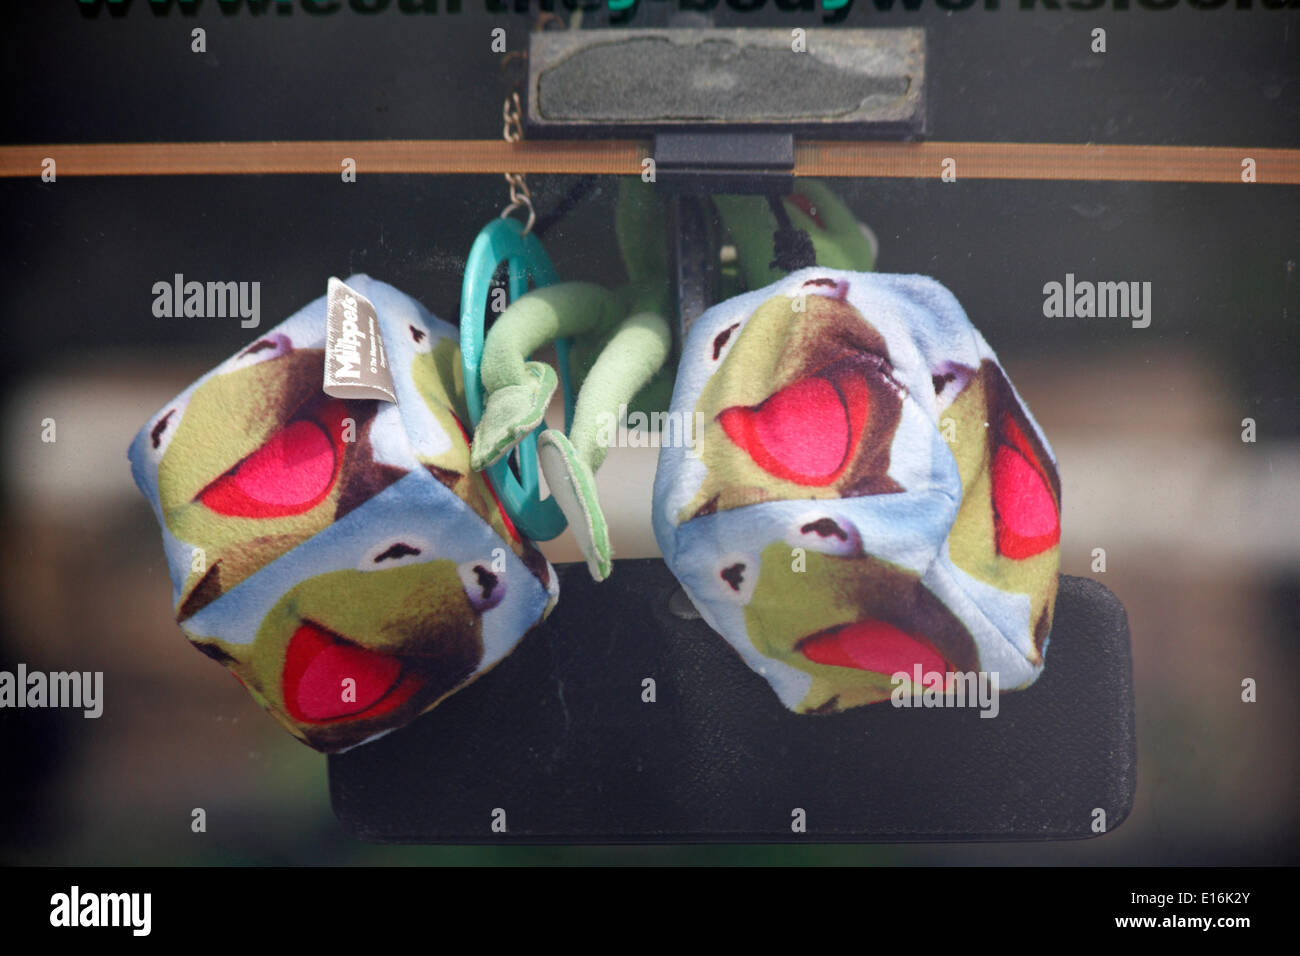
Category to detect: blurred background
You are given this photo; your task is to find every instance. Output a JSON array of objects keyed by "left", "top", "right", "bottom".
[{"left": 1, "top": 2, "right": 1297, "bottom": 864}]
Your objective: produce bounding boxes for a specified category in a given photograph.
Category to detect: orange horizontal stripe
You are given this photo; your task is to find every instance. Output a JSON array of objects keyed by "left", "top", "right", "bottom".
[{"left": 1, "top": 139, "right": 1296, "bottom": 184}]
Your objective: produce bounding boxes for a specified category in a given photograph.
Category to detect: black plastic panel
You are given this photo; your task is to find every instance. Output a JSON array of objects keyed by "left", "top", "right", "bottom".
[{"left": 330, "top": 563, "right": 1135, "bottom": 843}]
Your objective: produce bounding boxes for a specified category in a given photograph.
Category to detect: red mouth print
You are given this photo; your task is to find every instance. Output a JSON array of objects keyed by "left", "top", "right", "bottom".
[
  {"left": 717, "top": 359, "right": 871, "bottom": 486},
  {"left": 991, "top": 413, "right": 1060, "bottom": 559},
  {"left": 198, "top": 399, "right": 350, "bottom": 519},
  {"left": 799, "top": 619, "right": 950, "bottom": 677},
  {"left": 282, "top": 622, "right": 425, "bottom": 723}
]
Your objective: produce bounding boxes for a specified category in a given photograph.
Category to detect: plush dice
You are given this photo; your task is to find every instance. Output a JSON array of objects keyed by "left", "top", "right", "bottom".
[
  {"left": 129, "top": 275, "right": 557, "bottom": 752},
  {"left": 652, "top": 269, "right": 1062, "bottom": 714}
]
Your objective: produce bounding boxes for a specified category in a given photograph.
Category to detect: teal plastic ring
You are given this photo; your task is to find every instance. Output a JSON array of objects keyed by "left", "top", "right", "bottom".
[{"left": 460, "top": 217, "right": 574, "bottom": 542}]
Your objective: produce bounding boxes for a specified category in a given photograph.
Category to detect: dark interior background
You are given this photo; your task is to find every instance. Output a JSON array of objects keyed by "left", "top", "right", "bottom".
[{"left": 1, "top": 1, "right": 1297, "bottom": 864}]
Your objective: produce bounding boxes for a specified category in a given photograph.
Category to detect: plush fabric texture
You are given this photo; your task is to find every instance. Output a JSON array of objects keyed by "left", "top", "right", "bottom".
[
  {"left": 129, "top": 275, "right": 558, "bottom": 752},
  {"left": 652, "top": 269, "right": 1062, "bottom": 715}
]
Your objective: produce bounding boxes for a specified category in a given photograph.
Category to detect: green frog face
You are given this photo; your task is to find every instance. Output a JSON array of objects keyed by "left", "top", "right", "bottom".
[
  {"left": 147, "top": 335, "right": 406, "bottom": 621},
  {"left": 679, "top": 284, "right": 906, "bottom": 521},
  {"left": 187, "top": 542, "right": 507, "bottom": 752},
  {"left": 738, "top": 541, "right": 982, "bottom": 714}
]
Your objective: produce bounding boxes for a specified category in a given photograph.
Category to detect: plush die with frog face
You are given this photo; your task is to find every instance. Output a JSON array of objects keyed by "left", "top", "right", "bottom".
[
  {"left": 652, "top": 269, "right": 1061, "bottom": 714},
  {"left": 129, "top": 275, "right": 556, "bottom": 751}
]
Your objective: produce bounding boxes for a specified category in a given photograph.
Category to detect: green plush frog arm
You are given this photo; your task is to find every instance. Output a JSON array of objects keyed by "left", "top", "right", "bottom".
[{"left": 470, "top": 276, "right": 673, "bottom": 582}]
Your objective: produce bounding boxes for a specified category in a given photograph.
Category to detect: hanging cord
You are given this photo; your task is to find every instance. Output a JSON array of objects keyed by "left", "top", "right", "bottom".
[
  {"left": 767, "top": 193, "right": 817, "bottom": 273},
  {"left": 533, "top": 175, "right": 599, "bottom": 238},
  {"left": 499, "top": 9, "right": 584, "bottom": 238},
  {"left": 500, "top": 92, "right": 535, "bottom": 234},
  {"left": 496, "top": 6, "right": 578, "bottom": 236}
]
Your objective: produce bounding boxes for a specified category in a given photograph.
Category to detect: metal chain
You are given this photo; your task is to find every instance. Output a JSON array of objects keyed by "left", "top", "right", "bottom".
[{"left": 500, "top": 92, "right": 535, "bottom": 234}]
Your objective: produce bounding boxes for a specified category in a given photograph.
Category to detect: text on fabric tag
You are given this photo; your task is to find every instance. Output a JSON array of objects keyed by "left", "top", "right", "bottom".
[{"left": 324, "top": 277, "right": 396, "bottom": 403}]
